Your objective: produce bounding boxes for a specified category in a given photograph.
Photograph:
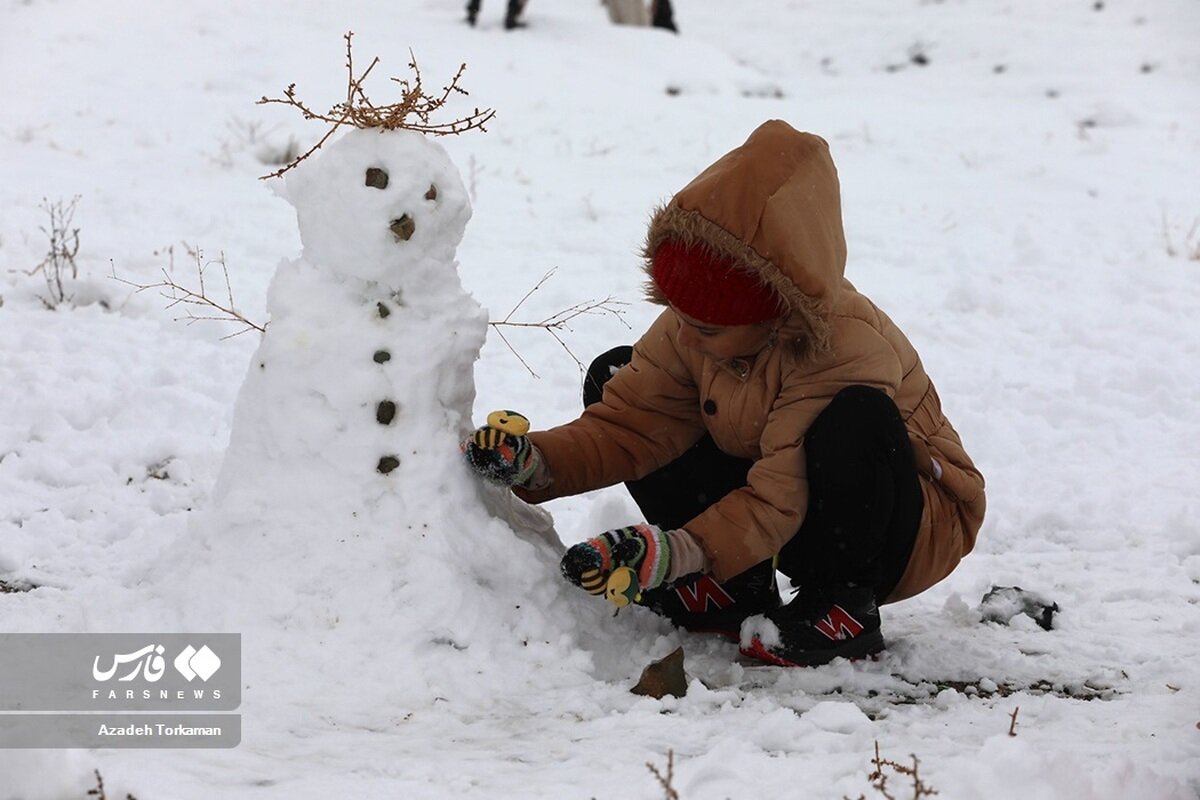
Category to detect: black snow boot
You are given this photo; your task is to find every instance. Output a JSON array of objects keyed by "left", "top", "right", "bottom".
[
  {"left": 639, "top": 559, "right": 780, "bottom": 640},
  {"left": 739, "top": 584, "right": 883, "bottom": 666},
  {"left": 465, "top": 0, "right": 481, "bottom": 26}
]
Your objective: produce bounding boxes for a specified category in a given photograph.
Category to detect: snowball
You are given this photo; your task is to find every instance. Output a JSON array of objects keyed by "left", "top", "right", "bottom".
[{"left": 740, "top": 613, "right": 780, "bottom": 648}]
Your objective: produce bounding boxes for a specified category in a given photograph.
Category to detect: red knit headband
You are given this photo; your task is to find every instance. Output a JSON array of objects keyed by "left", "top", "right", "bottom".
[{"left": 651, "top": 240, "right": 784, "bottom": 326}]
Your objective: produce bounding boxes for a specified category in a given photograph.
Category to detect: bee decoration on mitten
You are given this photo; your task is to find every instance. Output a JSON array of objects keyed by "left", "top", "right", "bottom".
[{"left": 471, "top": 410, "right": 530, "bottom": 448}]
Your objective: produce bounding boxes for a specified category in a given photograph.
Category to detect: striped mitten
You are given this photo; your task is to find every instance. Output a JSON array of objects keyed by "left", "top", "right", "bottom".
[{"left": 559, "top": 524, "right": 672, "bottom": 601}]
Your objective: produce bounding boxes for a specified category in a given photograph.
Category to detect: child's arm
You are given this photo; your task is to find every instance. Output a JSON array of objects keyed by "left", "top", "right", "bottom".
[{"left": 516, "top": 310, "right": 706, "bottom": 502}]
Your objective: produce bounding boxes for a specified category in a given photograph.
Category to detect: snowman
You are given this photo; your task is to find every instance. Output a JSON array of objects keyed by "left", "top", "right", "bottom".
[{"left": 170, "top": 117, "right": 610, "bottom": 717}]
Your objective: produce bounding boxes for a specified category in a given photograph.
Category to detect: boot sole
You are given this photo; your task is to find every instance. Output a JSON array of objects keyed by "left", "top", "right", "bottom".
[{"left": 739, "top": 630, "right": 885, "bottom": 667}]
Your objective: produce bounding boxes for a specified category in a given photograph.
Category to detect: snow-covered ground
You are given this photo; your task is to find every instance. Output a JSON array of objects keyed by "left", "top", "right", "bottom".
[{"left": 2, "top": 1, "right": 1199, "bottom": 797}]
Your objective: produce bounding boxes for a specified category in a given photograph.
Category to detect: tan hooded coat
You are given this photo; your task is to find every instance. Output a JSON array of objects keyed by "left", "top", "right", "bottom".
[{"left": 517, "top": 120, "right": 985, "bottom": 602}]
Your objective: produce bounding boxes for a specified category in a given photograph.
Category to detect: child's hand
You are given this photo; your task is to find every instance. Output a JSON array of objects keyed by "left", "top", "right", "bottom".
[
  {"left": 461, "top": 410, "right": 540, "bottom": 487},
  {"left": 560, "top": 524, "right": 672, "bottom": 606}
]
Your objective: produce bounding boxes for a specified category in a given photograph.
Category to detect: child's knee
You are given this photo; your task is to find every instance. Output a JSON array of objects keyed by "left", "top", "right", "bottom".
[{"left": 583, "top": 345, "right": 633, "bottom": 407}]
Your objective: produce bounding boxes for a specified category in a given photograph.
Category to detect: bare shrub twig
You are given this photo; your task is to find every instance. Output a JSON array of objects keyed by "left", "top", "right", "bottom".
[
  {"left": 211, "top": 117, "right": 299, "bottom": 170},
  {"left": 257, "top": 31, "right": 495, "bottom": 179},
  {"left": 646, "top": 749, "right": 681, "bottom": 800},
  {"left": 1008, "top": 706, "right": 1020, "bottom": 737},
  {"left": 86, "top": 768, "right": 138, "bottom": 800},
  {"left": 488, "top": 268, "right": 629, "bottom": 378},
  {"left": 111, "top": 244, "right": 266, "bottom": 340},
  {"left": 27, "top": 196, "right": 81, "bottom": 308},
  {"left": 846, "top": 741, "right": 938, "bottom": 800}
]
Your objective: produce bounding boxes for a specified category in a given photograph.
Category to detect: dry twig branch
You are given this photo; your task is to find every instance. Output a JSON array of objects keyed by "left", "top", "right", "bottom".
[
  {"left": 27, "top": 195, "right": 81, "bottom": 308},
  {"left": 646, "top": 749, "right": 681, "bottom": 800},
  {"left": 110, "top": 245, "right": 266, "bottom": 340},
  {"left": 847, "top": 741, "right": 939, "bottom": 800},
  {"left": 1008, "top": 706, "right": 1020, "bottom": 737},
  {"left": 86, "top": 768, "right": 137, "bottom": 800},
  {"left": 257, "top": 31, "right": 496, "bottom": 179},
  {"left": 487, "top": 268, "right": 630, "bottom": 378}
]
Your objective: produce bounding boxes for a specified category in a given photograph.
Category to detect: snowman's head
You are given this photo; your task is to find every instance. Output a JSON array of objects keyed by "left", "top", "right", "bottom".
[{"left": 285, "top": 128, "right": 471, "bottom": 284}]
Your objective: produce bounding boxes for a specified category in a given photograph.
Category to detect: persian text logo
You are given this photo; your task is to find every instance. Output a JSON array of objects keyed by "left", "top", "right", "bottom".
[
  {"left": 93, "top": 644, "right": 168, "bottom": 683},
  {"left": 91, "top": 643, "right": 222, "bottom": 683},
  {"left": 174, "top": 645, "right": 222, "bottom": 682}
]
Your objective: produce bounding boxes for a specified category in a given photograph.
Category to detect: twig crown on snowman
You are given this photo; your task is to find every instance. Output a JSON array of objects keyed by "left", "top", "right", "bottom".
[{"left": 257, "top": 32, "right": 496, "bottom": 180}]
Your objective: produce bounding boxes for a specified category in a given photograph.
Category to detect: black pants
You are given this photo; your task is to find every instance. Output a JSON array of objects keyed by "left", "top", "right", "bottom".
[
  {"left": 466, "top": 0, "right": 524, "bottom": 26},
  {"left": 584, "top": 346, "right": 922, "bottom": 602}
]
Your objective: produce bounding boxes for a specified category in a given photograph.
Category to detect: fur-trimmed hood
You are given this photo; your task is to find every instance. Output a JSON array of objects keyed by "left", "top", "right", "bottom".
[{"left": 643, "top": 120, "right": 847, "bottom": 359}]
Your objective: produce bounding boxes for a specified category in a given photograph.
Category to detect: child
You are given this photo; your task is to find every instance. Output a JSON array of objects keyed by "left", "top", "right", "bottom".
[{"left": 463, "top": 120, "right": 985, "bottom": 666}]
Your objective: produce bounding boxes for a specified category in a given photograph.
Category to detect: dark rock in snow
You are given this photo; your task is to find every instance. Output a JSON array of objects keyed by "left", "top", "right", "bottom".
[{"left": 631, "top": 647, "right": 688, "bottom": 699}]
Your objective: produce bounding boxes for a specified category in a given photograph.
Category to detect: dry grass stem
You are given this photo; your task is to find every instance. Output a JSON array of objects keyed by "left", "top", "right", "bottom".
[
  {"left": 27, "top": 195, "right": 81, "bottom": 308},
  {"left": 111, "top": 245, "right": 266, "bottom": 340},
  {"left": 86, "top": 768, "right": 137, "bottom": 800},
  {"left": 646, "top": 749, "right": 681, "bottom": 800},
  {"left": 257, "top": 32, "right": 495, "bottom": 179}
]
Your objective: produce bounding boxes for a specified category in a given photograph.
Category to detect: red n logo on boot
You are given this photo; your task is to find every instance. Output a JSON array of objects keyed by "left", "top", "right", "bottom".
[
  {"left": 814, "top": 605, "right": 865, "bottom": 641},
  {"left": 675, "top": 576, "right": 735, "bottom": 614}
]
